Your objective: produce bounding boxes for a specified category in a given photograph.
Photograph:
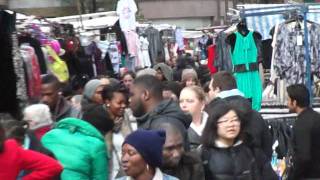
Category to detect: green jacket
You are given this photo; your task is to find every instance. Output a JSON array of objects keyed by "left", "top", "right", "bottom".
[{"left": 42, "top": 118, "right": 108, "bottom": 180}]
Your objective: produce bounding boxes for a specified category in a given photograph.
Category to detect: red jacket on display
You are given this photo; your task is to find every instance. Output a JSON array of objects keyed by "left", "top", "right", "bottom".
[
  {"left": 0, "top": 139, "right": 63, "bottom": 180},
  {"left": 207, "top": 45, "right": 217, "bottom": 74}
]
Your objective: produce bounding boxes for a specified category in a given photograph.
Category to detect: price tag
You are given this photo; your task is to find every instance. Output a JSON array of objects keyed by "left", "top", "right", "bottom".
[{"left": 297, "top": 35, "right": 303, "bottom": 46}]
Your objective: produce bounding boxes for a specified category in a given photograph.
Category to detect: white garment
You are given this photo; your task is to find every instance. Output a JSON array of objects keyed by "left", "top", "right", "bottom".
[
  {"left": 108, "top": 43, "right": 121, "bottom": 74},
  {"left": 112, "top": 132, "right": 125, "bottom": 179},
  {"left": 190, "top": 112, "right": 208, "bottom": 136},
  {"left": 116, "top": 0, "right": 137, "bottom": 31},
  {"left": 140, "top": 36, "right": 151, "bottom": 67},
  {"left": 97, "top": 40, "right": 110, "bottom": 58},
  {"left": 126, "top": 168, "right": 165, "bottom": 180},
  {"left": 175, "top": 28, "right": 185, "bottom": 50}
]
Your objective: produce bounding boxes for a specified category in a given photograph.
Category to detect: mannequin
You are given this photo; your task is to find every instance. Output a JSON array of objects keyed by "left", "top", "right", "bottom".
[{"left": 226, "top": 19, "right": 262, "bottom": 53}]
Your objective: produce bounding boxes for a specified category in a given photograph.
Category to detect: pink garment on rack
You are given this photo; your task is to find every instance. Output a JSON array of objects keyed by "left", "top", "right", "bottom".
[
  {"left": 20, "top": 45, "right": 42, "bottom": 98},
  {"left": 123, "top": 30, "right": 141, "bottom": 66}
]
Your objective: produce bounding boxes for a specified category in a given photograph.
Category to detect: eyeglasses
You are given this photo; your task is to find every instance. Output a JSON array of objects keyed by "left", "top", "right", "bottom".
[{"left": 217, "top": 118, "right": 240, "bottom": 126}]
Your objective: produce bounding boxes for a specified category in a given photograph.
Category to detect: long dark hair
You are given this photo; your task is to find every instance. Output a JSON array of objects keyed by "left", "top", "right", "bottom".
[{"left": 202, "top": 100, "right": 246, "bottom": 148}]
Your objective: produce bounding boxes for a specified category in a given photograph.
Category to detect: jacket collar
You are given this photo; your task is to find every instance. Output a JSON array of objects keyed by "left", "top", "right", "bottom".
[
  {"left": 216, "top": 89, "right": 244, "bottom": 99},
  {"left": 214, "top": 139, "right": 243, "bottom": 148},
  {"left": 127, "top": 168, "right": 164, "bottom": 180}
]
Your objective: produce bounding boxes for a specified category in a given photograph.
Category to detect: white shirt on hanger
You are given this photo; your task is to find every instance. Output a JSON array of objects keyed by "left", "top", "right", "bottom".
[{"left": 116, "top": 0, "right": 137, "bottom": 31}]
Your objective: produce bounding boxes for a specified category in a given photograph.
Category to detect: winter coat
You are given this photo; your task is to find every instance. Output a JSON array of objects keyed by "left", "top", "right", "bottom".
[
  {"left": 42, "top": 118, "right": 109, "bottom": 180},
  {"left": 201, "top": 141, "right": 260, "bottom": 180},
  {"left": 0, "top": 139, "right": 62, "bottom": 180},
  {"left": 136, "top": 99, "right": 192, "bottom": 149},
  {"left": 162, "top": 152, "right": 205, "bottom": 180},
  {"left": 293, "top": 107, "right": 320, "bottom": 179},
  {"left": 52, "top": 96, "right": 80, "bottom": 122}
]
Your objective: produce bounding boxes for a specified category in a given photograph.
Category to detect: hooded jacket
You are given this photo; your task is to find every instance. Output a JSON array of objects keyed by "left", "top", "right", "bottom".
[
  {"left": 137, "top": 99, "right": 192, "bottom": 149},
  {"left": 153, "top": 63, "right": 173, "bottom": 81},
  {"left": 42, "top": 118, "right": 108, "bottom": 180}
]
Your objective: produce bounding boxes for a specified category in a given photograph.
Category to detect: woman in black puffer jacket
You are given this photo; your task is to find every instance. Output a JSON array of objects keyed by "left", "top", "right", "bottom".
[{"left": 201, "top": 100, "right": 261, "bottom": 180}]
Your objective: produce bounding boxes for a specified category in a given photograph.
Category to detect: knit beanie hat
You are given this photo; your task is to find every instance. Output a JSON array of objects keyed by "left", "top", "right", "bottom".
[
  {"left": 123, "top": 129, "right": 166, "bottom": 167},
  {"left": 83, "top": 79, "right": 102, "bottom": 99},
  {"left": 181, "top": 68, "right": 198, "bottom": 82}
]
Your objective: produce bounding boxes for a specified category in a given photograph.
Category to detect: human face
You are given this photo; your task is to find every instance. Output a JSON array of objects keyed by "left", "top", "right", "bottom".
[
  {"left": 287, "top": 96, "right": 296, "bottom": 113},
  {"left": 92, "top": 85, "right": 104, "bottom": 104},
  {"left": 185, "top": 77, "right": 196, "bottom": 87},
  {"left": 41, "top": 83, "right": 59, "bottom": 110},
  {"left": 163, "top": 90, "right": 178, "bottom": 101},
  {"left": 123, "top": 74, "right": 134, "bottom": 90},
  {"left": 156, "top": 69, "right": 165, "bottom": 81},
  {"left": 129, "top": 85, "right": 146, "bottom": 117},
  {"left": 217, "top": 110, "right": 241, "bottom": 144},
  {"left": 121, "top": 144, "right": 148, "bottom": 178},
  {"left": 179, "top": 89, "right": 204, "bottom": 117},
  {"left": 208, "top": 79, "right": 220, "bottom": 101},
  {"left": 162, "top": 132, "right": 184, "bottom": 168},
  {"left": 106, "top": 92, "right": 127, "bottom": 118}
]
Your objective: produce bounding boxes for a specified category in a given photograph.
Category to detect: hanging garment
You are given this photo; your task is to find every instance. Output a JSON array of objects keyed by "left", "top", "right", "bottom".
[
  {"left": 231, "top": 31, "right": 262, "bottom": 111},
  {"left": 140, "top": 36, "right": 151, "bottom": 67},
  {"left": 116, "top": 0, "right": 137, "bottom": 31},
  {"left": 207, "top": 44, "right": 217, "bottom": 74},
  {"left": 18, "top": 36, "right": 47, "bottom": 74},
  {"left": 85, "top": 42, "right": 106, "bottom": 76},
  {"left": 123, "top": 30, "right": 140, "bottom": 67},
  {"left": 45, "top": 46, "right": 70, "bottom": 83},
  {"left": 214, "top": 32, "right": 233, "bottom": 72},
  {"left": 12, "top": 33, "right": 28, "bottom": 109},
  {"left": 20, "top": 45, "right": 42, "bottom": 99},
  {"left": 108, "top": 42, "right": 121, "bottom": 74},
  {"left": 0, "top": 11, "right": 20, "bottom": 117},
  {"left": 145, "top": 27, "right": 164, "bottom": 63},
  {"left": 273, "top": 22, "right": 320, "bottom": 85},
  {"left": 175, "top": 28, "right": 185, "bottom": 51}
]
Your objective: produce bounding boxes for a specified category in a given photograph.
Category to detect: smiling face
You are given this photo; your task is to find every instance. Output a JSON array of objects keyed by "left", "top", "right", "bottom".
[
  {"left": 121, "top": 144, "right": 147, "bottom": 178},
  {"left": 216, "top": 110, "right": 241, "bottom": 143},
  {"left": 106, "top": 92, "right": 127, "bottom": 118}
]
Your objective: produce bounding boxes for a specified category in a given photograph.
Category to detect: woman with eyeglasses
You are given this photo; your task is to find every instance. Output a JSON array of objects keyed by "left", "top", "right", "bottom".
[{"left": 201, "top": 100, "right": 260, "bottom": 180}]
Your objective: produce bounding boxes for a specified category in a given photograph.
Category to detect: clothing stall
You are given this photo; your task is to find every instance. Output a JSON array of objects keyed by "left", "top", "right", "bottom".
[{"left": 230, "top": 4, "right": 320, "bottom": 179}]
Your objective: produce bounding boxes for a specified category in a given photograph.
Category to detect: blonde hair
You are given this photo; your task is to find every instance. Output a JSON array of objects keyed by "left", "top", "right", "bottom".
[{"left": 182, "top": 85, "right": 206, "bottom": 102}]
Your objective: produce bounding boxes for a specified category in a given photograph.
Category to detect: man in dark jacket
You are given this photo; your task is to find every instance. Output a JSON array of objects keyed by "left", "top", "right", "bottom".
[
  {"left": 287, "top": 84, "right": 320, "bottom": 179},
  {"left": 129, "top": 75, "right": 191, "bottom": 147},
  {"left": 40, "top": 74, "right": 80, "bottom": 121},
  {"left": 157, "top": 123, "right": 205, "bottom": 180}
]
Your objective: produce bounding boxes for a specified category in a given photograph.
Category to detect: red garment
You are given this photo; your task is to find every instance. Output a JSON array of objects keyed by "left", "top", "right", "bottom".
[
  {"left": 34, "top": 125, "right": 52, "bottom": 140},
  {"left": 0, "top": 139, "right": 63, "bottom": 180},
  {"left": 207, "top": 45, "right": 217, "bottom": 74}
]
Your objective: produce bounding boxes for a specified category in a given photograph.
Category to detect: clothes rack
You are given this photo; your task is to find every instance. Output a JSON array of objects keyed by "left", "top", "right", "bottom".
[{"left": 236, "top": 4, "right": 320, "bottom": 105}]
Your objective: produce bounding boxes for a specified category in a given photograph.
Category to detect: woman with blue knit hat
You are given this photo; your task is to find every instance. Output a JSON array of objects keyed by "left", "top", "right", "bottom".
[{"left": 116, "top": 129, "right": 179, "bottom": 180}]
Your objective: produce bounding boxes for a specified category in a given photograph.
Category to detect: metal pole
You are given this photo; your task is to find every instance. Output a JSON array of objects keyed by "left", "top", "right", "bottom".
[{"left": 302, "top": 5, "right": 313, "bottom": 105}]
